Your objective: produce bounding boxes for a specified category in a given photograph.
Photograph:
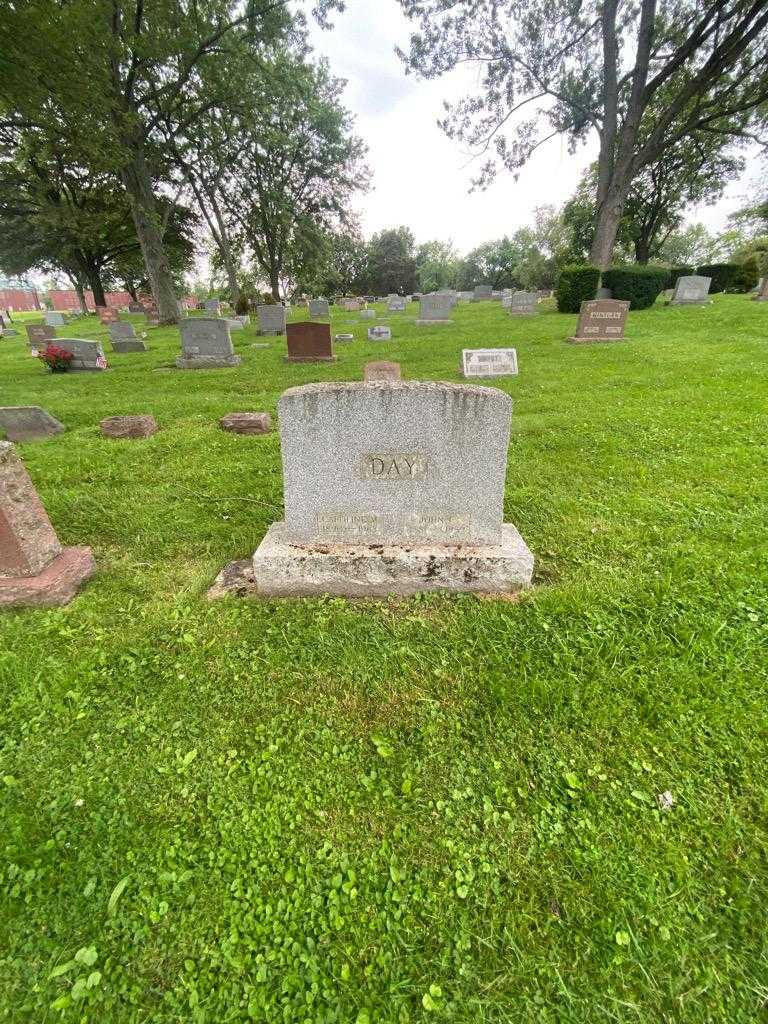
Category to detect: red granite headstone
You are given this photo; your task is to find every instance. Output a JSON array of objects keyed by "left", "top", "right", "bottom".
[
  {"left": 567, "top": 299, "right": 630, "bottom": 344},
  {"left": 285, "top": 323, "right": 336, "bottom": 363}
]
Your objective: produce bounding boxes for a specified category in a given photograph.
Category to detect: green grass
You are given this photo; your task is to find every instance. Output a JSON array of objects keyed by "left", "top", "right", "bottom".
[{"left": 0, "top": 297, "right": 767, "bottom": 1022}]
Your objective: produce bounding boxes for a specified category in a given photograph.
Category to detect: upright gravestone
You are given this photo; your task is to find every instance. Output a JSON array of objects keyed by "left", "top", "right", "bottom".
[
  {"left": 473, "top": 285, "right": 493, "bottom": 302},
  {"left": 0, "top": 406, "right": 65, "bottom": 442},
  {"left": 416, "top": 294, "right": 454, "bottom": 325},
  {"left": 25, "top": 324, "right": 55, "bottom": 351},
  {"left": 177, "top": 319, "right": 241, "bottom": 369},
  {"left": 204, "top": 299, "right": 221, "bottom": 315},
  {"left": 0, "top": 441, "right": 94, "bottom": 607},
  {"left": 257, "top": 304, "right": 286, "bottom": 336},
  {"left": 367, "top": 326, "right": 392, "bottom": 341},
  {"left": 128, "top": 301, "right": 144, "bottom": 313},
  {"left": 462, "top": 349, "right": 518, "bottom": 378},
  {"left": 342, "top": 299, "right": 361, "bottom": 312},
  {"left": 55, "top": 339, "right": 108, "bottom": 370},
  {"left": 45, "top": 311, "right": 66, "bottom": 328},
  {"left": 509, "top": 292, "right": 538, "bottom": 317},
  {"left": 364, "top": 361, "right": 401, "bottom": 382},
  {"left": 98, "top": 307, "right": 120, "bottom": 325},
  {"left": 360, "top": 309, "right": 375, "bottom": 320},
  {"left": 670, "top": 276, "right": 712, "bottom": 306},
  {"left": 209, "top": 382, "right": 534, "bottom": 597},
  {"left": 309, "top": 299, "right": 330, "bottom": 319},
  {"left": 108, "top": 322, "right": 147, "bottom": 353},
  {"left": 387, "top": 297, "right": 406, "bottom": 312},
  {"left": 567, "top": 299, "right": 630, "bottom": 344},
  {"left": 285, "top": 323, "right": 336, "bottom": 363}
]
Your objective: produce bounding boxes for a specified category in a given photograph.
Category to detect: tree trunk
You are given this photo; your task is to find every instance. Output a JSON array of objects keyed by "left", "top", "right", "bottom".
[
  {"left": 120, "top": 145, "right": 179, "bottom": 324},
  {"left": 74, "top": 279, "right": 89, "bottom": 314},
  {"left": 590, "top": 187, "right": 628, "bottom": 269},
  {"left": 211, "top": 199, "right": 240, "bottom": 304},
  {"left": 634, "top": 236, "right": 650, "bottom": 264},
  {"left": 84, "top": 263, "right": 107, "bottom": 307},
  {"left": 269, "top": 267, "right": 280, "bottom": 301}
]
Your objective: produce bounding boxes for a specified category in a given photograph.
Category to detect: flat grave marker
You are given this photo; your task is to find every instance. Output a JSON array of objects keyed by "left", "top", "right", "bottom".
[{"left": 462, "top": 348, "right": 519, "bottom": 378}]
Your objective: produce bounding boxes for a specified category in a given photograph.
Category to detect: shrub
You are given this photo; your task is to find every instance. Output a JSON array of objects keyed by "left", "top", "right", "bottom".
[
  {"left": 668, "top": 266, "right": 695, "bottom": 289},
  {"left": 602, "top": 265, "right": 669, "bottom": 310},
  {"left": 697, "top": 263, "right": 741, "bottom": 293},
  {"left": 733, "top": 257, "right": 761, "bottom": 293},
  {"left": 38, "top": 344, "right": 73, "bottom": 372},
  {"left": 235, "top": 293, "right": 250, "bottom": 315},
  {"left": 556, "top": 264, "right": 600, "bottom": 313}
]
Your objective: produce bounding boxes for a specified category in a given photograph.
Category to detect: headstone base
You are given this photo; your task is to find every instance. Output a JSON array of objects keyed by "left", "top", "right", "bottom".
[
  {"left": 111, "top": 340, "right": 147, "bottom": 353},
  {"left": 415, "top": 319, "right": 453, "bottom": 326},
  {"left": 283, "top": 355, "right": 338, "bottom": 363},
  {"left": 0, "top": 547, "right": 95, "bottom": 608},
  {"left": 259, "top": 330, "right": 285, "bottom": 337},
  {"left": 566, "top": 335, "right": 624, "bottom": 345},
  {"left": 175, "top": 355, "right": 242, "bottom": 369},
  {"left": 208, "top": 522, "right": 534, "bottom": 599}
]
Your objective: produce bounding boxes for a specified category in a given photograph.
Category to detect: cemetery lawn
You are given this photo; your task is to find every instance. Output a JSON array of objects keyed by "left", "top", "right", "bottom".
[{"left": 1, "top": 297, "right": 767, "bottom": 1024}]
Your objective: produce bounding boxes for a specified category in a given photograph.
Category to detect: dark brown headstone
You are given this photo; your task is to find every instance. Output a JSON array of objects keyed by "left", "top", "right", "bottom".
[
  {"left": 567, "top": 299, "right": 630, "bottom": 344},
  {"left": 219, "top": 412, "right": 273, "bottom": 435},
  {"left": 25, "top": 324, "right": 55, "bottom": 348},
  {"left": 99, "top": 307, "right": 120, "bottom": 324},
  {"left": 285, "top": 322, "right": 336, "bottom": 363}
]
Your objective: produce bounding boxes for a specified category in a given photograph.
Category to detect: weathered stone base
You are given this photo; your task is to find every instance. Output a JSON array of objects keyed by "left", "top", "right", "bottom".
[
  {"left": 566, "top": 336, "right": 624, "bottom": 345},
  {"left": 111, "top": 341, "right": 147, "bottom": 353},
  {"left": 415, "top": 319, "right": 453, "bottom": 326},
  {"left": 208, "top": 523, "right": 534, "bottom": 599},
  {"left": 175, "top": 355, "right": 242, "bottom": 369},
  {"left": 283, "top": 355, "right": 338, "bottom": 363},
  {"left": 0, "top": 547, "right": 95, "bottom": 608}
]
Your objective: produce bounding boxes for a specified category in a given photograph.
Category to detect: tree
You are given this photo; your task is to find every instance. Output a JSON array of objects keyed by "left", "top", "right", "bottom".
[
  {"left": 0, "top": 0, "right": 341, "bottom": 321},
  {"left": 397, "top": 0, "right": 768, "bottom": 268},
  {"left": 456, "top": 238, "right": 516, "bottom": 290},
  {"left": 657, "top": 223, "right": 746, "bottom": 266},
  {"left": 416, "top": 240, "right": 460, "bottom": 292},
  {"left": 366, "top": 228, "right": 418, "bottom": 295}
]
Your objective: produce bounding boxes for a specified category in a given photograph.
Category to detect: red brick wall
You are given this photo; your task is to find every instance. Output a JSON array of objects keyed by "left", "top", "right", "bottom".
[{"left": 0, "top": 288, "right": 41, "bottom": 312}]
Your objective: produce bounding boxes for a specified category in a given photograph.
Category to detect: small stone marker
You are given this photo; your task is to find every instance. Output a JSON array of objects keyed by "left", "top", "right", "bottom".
[
  {"left": 342, "top": 299, "right": 361, "bottom": 312},
  {"left": 98, "top": 307, "right": 120, "bottom": 324},
  {"left": 309, "top": 299, "right": 330, "bottom": 319},
  {"left": 473, "top": 285, "right": 492, "bottom": 302},
  {"left": 26, "top": 324, "right": 55, "bottom": 349},
  {"left": 220, "top": 412, "right": 273, "bottom": 435},
  {"left": 360, "top": 309, "right": 375, "bottom": 320},
  {"left": 177, "top": 318, "right": 241, "bottom": 369},
  {"left": 387, "top": 297, "right": 406, "bottom": 312},
  {"left": 45, "top": 311, "right": 65, "bottom": 327},
  {"left": 128, "top": 301, "right": 144, "bottom": 313},
  {"left": 285, "top": 322, "right": 336, "bottom": 363},
  {"left": 364, "top": 361, "right": 401, "bottom": 382},
  {"left": 567, "top": 299, "right": 630, "bottom": 344},
  {"left": 0, "top": 406, "right": 65, "bottom": 442},
  {"left": 108, "top": 322, "right": 146, "bottom": 353},
  {"left": 204, "top": 299, "right": 221, "bottom": 314},
  {"left": 416, "top": 294, "right": 453, "bottom": 325},
  {"left": 208, "top": 381, "right": 534, "bottom": 598},
  {"left": 462, "top": 349, "right": 518, "bottom": 378},
  {"left": 100, "top": 415, "right": 158, "bottom": 439},
  {"left": 670, "top": 276, "right": 712, "bottom": 306},
  {"left": 257, "top": 304, "right": 286, "bottom": 336},
  {"left": 335, "top": 333, "right": 354, "bottom": 343},
  {"left": 0, "top": 441, "right": 94, "bottom": 607},
  {"left": 55, "top": 338, "right": 108, "bottom": 370},
  {"left": 754, "top": 277, "right": 768, "bottom": 302},
  {"left": 368, "top": 326, "right": 392, "bottom": 341},
  {"left": 509, "top": 292, "right": 538, "bottom": 316}
]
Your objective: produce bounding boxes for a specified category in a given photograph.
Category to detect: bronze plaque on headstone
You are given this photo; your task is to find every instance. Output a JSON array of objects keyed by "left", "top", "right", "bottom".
[
  {"left": 568, "top": 299, "right": 630, "bottom": 344},
  {"left": 285, "top": 322, "right": 336, "bottom": 363}
]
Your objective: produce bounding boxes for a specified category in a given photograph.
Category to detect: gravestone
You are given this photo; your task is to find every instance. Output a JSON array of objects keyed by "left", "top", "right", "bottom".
[
  {"left": 364, "top": 360, "right": 401, "bottom": 382},
  {"left": 309, "top": 299, "right": 330, "bottom": 319},
  {"left": 509, "top": 292, "right": 538, "bottom": 316},
  {"left": 257, "top": 304, "right": 286, "bottom": 336},
  {"left": 360, "top": 309, "right": 375, "bottom": 320},
  {"left": 209, "top": 382, "right": 534, "bottom": 598},
  {"left": 108, "top": 322, "right": 146, "bottom": 353},
  {"left": 368, "top": 326, "right": 392, "bottom": 341},
  {"left": 387, "top": 297, "right": 406, "bottom": 312},
  {"left": 285, "top": 322, "right": 336, "bottom": 363},
  {"left": 473, "top": 285, "right": 492, "bottom": 302},
  {"left": 458, "top": 291, "right": 474, "bottom": 302},
  {"left": 753, "top": 277, "right": 768, "bottom": 302},
  {"left": 342, "top": 299, "right": 361, "bottom": 312},
  {"left": 416, "top": 294, "right": 453, "bottom": 325},
  {"left": 177, "top": 318, "right": 241, "bottom": 368},
  {"left": 55, "top": 338, "right": 108, "bottom": 370},
  {"left": 100, "top": 415, "right": 157, "bottom": 439},
  {"left": 45, "top": 311, "right": 65, "bottom": 327},
  {"left": 0, "top": 406, "right": 65, "bottom": 442},
  {"left": 567, "top": 299, "right": 630, "bottom": 344},
  {"left": 220, "top": 412, "right": 272, "bottom": 435},
  {"left": 0, "top": 442, "right": 94, "bottom": 607},
  {"left": 26, "top": 324, "right": 55, "bottom": 350},
  {"left": 98, "top": 307, "right": 120, "bottom": 324},
  {"left": 128, "top": 301, "right": 144, "bottom": 313},
  {"left": 225, "top": 318, "right": 244, "bottom": 331},
  {"left": 335, "top": 333, "right": 355, "bottom": 343},
  {"left": 670, "top": 276, "right": 711, "bottom": 306},
  {"left": 204, "top": 299, "right": 221, "bottom": 314},
  {"left": 462, "top": 349, "right": 519, "bottom": 378}
]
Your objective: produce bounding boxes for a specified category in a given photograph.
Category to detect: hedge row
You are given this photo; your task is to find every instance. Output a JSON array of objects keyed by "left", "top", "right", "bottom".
[
  {"left": 602, "top": 266, "right": 668, "bottom": 310},
  {"left": 555, "top": 265, "right": 601, "bottom": 313}
]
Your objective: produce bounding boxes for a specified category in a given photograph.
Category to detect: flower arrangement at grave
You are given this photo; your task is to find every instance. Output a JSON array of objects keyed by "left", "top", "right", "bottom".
[{"left": 38, "top": 344, "right": 74, "bottom": 373}]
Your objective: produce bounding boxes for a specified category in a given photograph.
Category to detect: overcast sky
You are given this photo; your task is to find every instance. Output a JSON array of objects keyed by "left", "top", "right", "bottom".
[{"left": 308, "top": 2, "right": 759, "bottom": 255}]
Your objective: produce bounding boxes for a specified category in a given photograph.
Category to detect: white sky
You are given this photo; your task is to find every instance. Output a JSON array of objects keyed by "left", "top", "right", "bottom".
[{"left": 308, "top": 2, "right": 759, "bottom": 254}]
